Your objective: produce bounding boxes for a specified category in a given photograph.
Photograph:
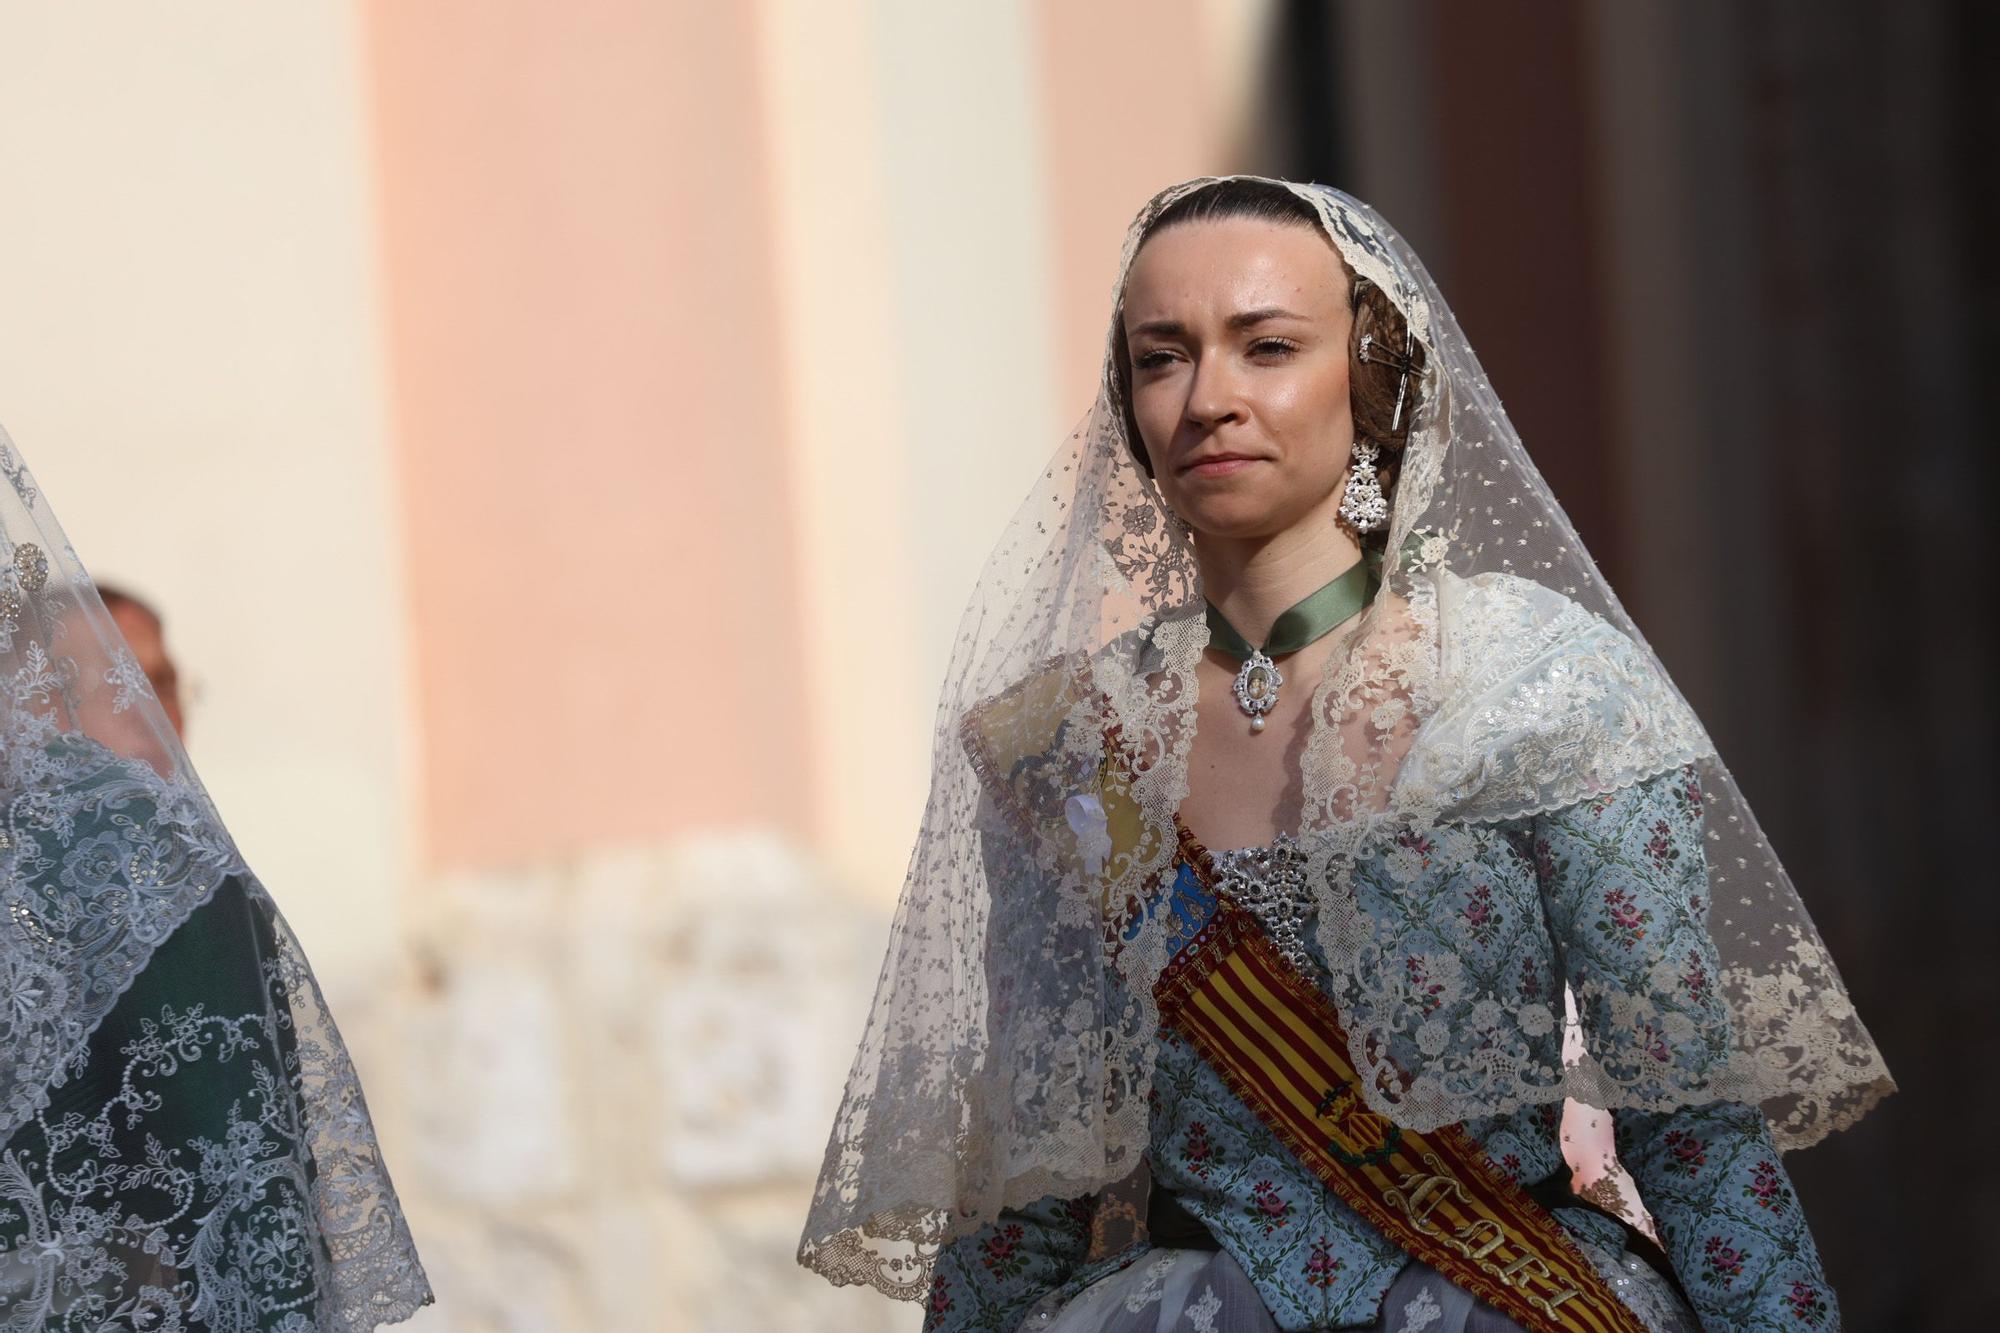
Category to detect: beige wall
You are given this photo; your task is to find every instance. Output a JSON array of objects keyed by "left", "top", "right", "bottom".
[
  {"left": 0, "top": 0, "right": 410, "bottom": 1006},
  {"left": 762, "top": 0, "right": 1068, "bottom": 897}
]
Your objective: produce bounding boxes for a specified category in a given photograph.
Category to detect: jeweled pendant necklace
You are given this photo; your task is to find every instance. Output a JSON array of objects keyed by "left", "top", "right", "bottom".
[{"left": 1205, "top": 558, "right": 1378, "bottom": 734}]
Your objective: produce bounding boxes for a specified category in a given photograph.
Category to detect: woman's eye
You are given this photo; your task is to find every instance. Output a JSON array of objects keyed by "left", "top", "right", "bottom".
[
  {"left": 1250, "top": 338, "right": 1299, "bottom": 357},
  {"left": 1133, "top": 350, "right": 1177, "bottom": 370}
]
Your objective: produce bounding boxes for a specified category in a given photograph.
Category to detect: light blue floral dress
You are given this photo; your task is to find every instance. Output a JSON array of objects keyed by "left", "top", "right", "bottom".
[{"left": 921, "top": 767, "right": 1837, "bottom": 1332}]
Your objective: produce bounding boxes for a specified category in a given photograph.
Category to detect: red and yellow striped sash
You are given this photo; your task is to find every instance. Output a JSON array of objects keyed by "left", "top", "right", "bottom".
[{"left": 1154, "top": 899, "right": 1649, "bottom": 1333}]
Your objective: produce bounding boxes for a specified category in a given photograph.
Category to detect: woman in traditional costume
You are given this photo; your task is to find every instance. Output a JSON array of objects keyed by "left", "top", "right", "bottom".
[
  {"left": 799, "top": 178, "right": 1891, "bottom": 1331},
  {"left": 0, "top": 425, "right": 430, "bottom": 1330}
]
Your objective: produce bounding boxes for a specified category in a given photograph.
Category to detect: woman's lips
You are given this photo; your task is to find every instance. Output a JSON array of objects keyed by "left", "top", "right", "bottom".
[{"left": 1182, "top": 456, "right": 1263, "bottom": 478}]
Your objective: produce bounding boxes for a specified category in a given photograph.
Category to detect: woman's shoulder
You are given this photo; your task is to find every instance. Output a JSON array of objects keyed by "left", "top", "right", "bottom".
[
  {"left": 958, "top": 615, "right": 1195, "bottom": 842},
  {"left": 958, "top": 617, "right": 1188, "bottom": 775},
  {"left": 1431, "top": 567, "right": 1614, "bottom": 672},
  {"left": 959, "top": 652, "right": 1091, "bottom": 791},
  {"left": 1396, "top": 570, "right": 1711, "bottom": 819}
]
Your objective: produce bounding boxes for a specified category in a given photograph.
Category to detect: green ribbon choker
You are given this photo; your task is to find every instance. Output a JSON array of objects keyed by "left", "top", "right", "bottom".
[{"left": 1204, "top": 558, "right": 1380, "bottom": 733}]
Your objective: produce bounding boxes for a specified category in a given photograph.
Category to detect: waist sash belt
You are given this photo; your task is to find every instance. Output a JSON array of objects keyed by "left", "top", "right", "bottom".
[{"left": 1154, "top": 898, "right": 1651, "bottom": 1333}]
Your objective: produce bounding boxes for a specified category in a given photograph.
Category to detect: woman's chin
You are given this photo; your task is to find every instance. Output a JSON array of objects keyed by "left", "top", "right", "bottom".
[{"left": 1176, "top": 494, "right": 1325, "bottom": 543}]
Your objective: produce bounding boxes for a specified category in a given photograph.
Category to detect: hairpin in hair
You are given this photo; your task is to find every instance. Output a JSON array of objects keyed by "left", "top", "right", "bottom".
[{"left": 1358, "top": 327, "right": 1420, "bottom": 432}]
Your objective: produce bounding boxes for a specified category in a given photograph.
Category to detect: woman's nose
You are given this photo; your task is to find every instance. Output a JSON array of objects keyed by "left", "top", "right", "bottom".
[{"left": 1183, "top": 353, "right": 1244, "bottom": 429}]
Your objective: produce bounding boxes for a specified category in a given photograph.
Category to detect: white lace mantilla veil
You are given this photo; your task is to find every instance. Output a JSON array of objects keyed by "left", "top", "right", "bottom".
[
  {"left": 798, "top": 177, "right": 1894, "bottom": 1299},
  {"left": 0, "top": 424, "right": 429, "bottom": 1329}
]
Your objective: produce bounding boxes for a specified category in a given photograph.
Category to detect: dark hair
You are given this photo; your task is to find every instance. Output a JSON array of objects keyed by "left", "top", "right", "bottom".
[
  {"left": 95, "top": 580, "right": 162, "bottom": 627},
  {"left": 1110, "top": 180, "right": 1426, "bottom": 544}
]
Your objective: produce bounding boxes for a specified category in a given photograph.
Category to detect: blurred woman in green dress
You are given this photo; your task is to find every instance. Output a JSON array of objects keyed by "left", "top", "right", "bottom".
[{"left": 0, "top": 424, "right": 429, "bottom": 1331}]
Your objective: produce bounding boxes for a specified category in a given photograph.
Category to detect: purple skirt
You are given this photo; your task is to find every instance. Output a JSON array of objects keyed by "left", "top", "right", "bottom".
[{"left": 1021, "top": 1246, "right": 1699, "bottom": 1333}]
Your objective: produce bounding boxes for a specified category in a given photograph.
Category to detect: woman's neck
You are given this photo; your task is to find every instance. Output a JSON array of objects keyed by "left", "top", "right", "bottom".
[{"left": 1194, "top": 516, "right": 1365, "bottom": 648}]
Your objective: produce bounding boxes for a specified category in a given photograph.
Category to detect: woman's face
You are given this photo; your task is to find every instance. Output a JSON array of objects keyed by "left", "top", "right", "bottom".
[{"left": 1121, "top": 216, "right": 1355, "bottom": 540}]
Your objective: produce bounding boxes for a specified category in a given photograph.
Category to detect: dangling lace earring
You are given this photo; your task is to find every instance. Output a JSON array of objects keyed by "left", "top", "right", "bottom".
[{"left": 1338, "top": 438, "right": 1389, "bottom": 533}]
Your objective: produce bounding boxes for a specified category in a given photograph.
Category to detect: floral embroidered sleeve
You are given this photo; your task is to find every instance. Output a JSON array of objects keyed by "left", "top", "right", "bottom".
[
  {"left": 921, "top": 1193, "right": 1095, "bottom": 1332},
  {"left": 1615, "top": 1101, "right": 1837, "bottom": 1330},
  {"left": 1531, "top": 764, "right": 1736, "bottom": 1098},
  {"left": 1534, "top": 766, "right": 1839, "bottom": 1329}
]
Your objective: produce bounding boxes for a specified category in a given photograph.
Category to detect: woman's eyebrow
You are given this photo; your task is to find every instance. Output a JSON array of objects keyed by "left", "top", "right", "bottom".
[
  {"left": 1226, "top": 306, "right": 1310, "bottom": 329},
  {"left": 1127, "top": 307, "right": 1311, "bottom": 339}
]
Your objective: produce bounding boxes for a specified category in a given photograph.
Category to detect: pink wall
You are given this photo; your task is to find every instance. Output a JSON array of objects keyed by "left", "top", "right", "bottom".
[
  {"left": 362, "top": 1, "right": 811, "bottom": 870},
  {"left": 1036, "top": 0, "right": 1231, "bottom": 415}
]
